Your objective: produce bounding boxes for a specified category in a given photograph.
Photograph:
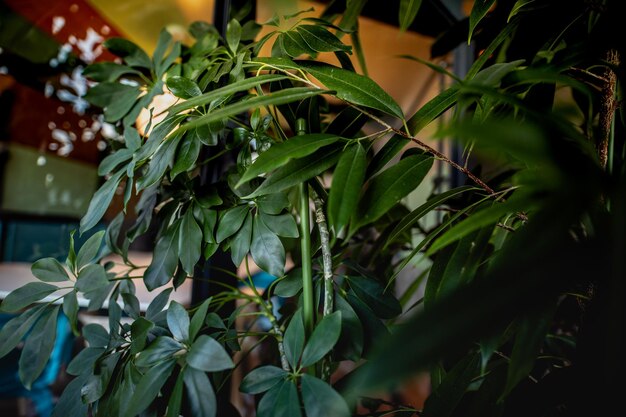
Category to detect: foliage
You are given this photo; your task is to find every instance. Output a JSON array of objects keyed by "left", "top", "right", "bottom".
[{"left": 1, "top": 0, "right": 624, "bottom": 416}]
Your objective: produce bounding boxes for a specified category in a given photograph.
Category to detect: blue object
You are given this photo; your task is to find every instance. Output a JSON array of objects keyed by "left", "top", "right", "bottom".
[{"left": 0, "top": 312, "right": 74, "bottom": 417}]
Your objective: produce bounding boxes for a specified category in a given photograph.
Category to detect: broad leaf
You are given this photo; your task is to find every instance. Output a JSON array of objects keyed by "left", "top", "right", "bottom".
[
  {"left": 75, "top": 264, "right": 109, "bottom": 293},
  {"left": 98, "top": 148, "right": 133, "bottom": 176},
  {"left": 66, "top": 347, "right": 105, "bottom": 376},
  {"left": 179, "top": 209, "right": 202, "bottom": 275},
  {"left": 283, "top": 310, "right": 305, "bottom": 368},
  {"left": 80, "top": 169, "right": 125, "bottom": 233},
  {"left": 274, "top": 269, "right": 303, "bottom": 297},
  {"left": 257, "top": 380, "right": 302, "bottom": 417},
  {"left": 146, "top": 287, "right": 173, "bottom": 321},
  {"left": 124, "top": 359, "right": 176, "bottom": 417},
  {"left": 183, "top": 367, "right": 217, "bottom": 417},
  {"left": 104, "top": 37, "right": 152, "bottom": 68},
  {"left": 19, "top": 306, "right": 59, "bottom": 389},
  {"left": 0, "top": 282, "right": 57, "bottom": 312},
  {"left": 295, "top": 25, "right": 351, "bottom": 53},
  {"left": 238, "top": 134, "right": 341, "bottom": 185},
  {"left": 230, "top": 212, "right": 252, "bottom": 266},
  {"left": 145, "top": 223, "right": 180, "bottom": 290},
  {"left": 250, "top": 214, "right": 286, "bottom": 277},
  {"left": 136, "top": 336, "right": 183, "bottom": 367},
  {"left": 171, "top": 133, "right": 201, "bottom": 178},
  {"left": 167, "top": 301, "right": 190, "bottom": 342},
  {"left": 31, "top": 257, "right": 69, "bottom": 282},
  {"left": 76, "top": 230, "right": 105, "bottom": 270},
  {"left": 354, "top": 153, "right": 433, "bottom": 229},
  {"left": 82, "top": 62, "right": 140, "bottom": 82},
  {"left": 136, "top": 133, "right": 182, "bottom": 191},
  {"left": 217, "top": 205, "right": 249, "bottom": 243},
  {"left": 335, "top": 296, "right": 364, "bottom": 361},
  {"left": 0, "top": 304, "right": 47, "bottom": 357},
  {"left": 347, "top": 276, "right": 401, "bottom": 319},
  {"left": 84, "top": 82, "right": 140, "bottom": 122},
  {"left": 260, "top": 212, "right": 299, "bottom": 238},
  {"left": 83, "top": 323, "right": 109, "bottom": 347},
  {"left": 166, "top": 76, "right": 202, "bottom": 99},
  {"left": 52, "top": 374, "right": 89, "bottom": 417},
  {"left": 189, "top": 297, "right": 212, "bottom": 341},
  {"left": 186, "top": 335, "right": 234, "bottom": 372},
  {"left": 240, "top": 365, "right": 288, "bottom": 394},
  {"left": 257, "top": 193, "right": 290, "bottom": 215},
  {"left": 301, "top": 374, "right": 350, "bottom": 417},
  {"left": 328, "top": 143, "right": 366, "bottom": 233},
  {"left": 300, "top": 311, "right": 342, "bottom": 367},
  {"left": 298, "top": 61, "right": 403, "bottom": 119},
  {"left": 226, "top": 19, "right": 241, "bottom": 53}
]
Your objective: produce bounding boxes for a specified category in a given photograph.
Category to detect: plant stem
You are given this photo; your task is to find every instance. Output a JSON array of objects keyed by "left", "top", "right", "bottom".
[
  {"left": 299, "top": 183, "right": 314, "bottom": 337},
  {"left": 597, "top": 49, "right": 619, "bottom": 169}
]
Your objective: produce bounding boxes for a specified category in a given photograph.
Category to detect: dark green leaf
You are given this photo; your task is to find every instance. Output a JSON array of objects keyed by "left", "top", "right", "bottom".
[
  {"left": 83, "top": 62, "right": 140, "bottom": 82},
  {"left": 104, "top": 37, "right": 152, "bottom": 68},
  {"left": 231, "top": 212, "right": 252, "bottom": 266},
  {"left": 240, "top": 365, "right": 288, "bottom": 394},
  {"left": 0, "top": 282, "right": 57, "bottom": 313},
  {"left": 171, "top": 133, "right": 201, "bottom": 178},
  {"left": 325, "top": 106, "right": 368, "bottom": 138},
  {"left": 0, "top": 304, "right": 47, "bottom": 358},
  {"left": 257, "top": 193, "right": 290, "bottom": 214},
  {"left": 166, "top": 76, "right": 202, "bottom": 99},
  {"left": 283, "top": 309, "right": 304, "bottom": 368},
  {"left": 131, "top": 317, "right": 155, "bottom": 354},
  {"left": 347, "top": 276, "right": 401, "bottom": 319},
  {"left": 19, "top": 306, "right": 59, "bottom": 389},
  {"left": 328, "top": 143, "right": 366, "bottom": 233},
  {"left": 167, "top": 301, "right": 190, "bottom": 342},
  {"left": 407, "top": 86, "right": 459, "bottom": 136},
  {"left": 84, "top": 82, "right": 140, "bottom": 122},
  {"left": 354, "top": 154, "right": 433, "bottom": 229},
  {"left": 136, "top": 133, "right": 182, "bottom": 191},
  {"left": 399, "top": 0, "right": 424, "bottom": 32},
  {"left": 166, "top": 371, "right": 184, "bottom": 417},
  {"left": 297, "top": 61, "right": 403, "bottom": 119},
  {"left": 423, "top": 353, "right": 481, "bottom": 417},
  {"left": 98, "top": 148, "right": 133, "bottom": 176},
  {"left": 75, "top": 264, "right": 109, "bottom": 293},
  {"left": 367, "top": 134, "right": 411, "bottom": 177},
  {"left": 217, "top": 205, "right": 249, "bottom": 243},
  {"left": 83, "top": 323, "right": 109, "bottom": 347},
  {"left": 146, "top": 288, "right": 173, "bottom": 321},
  {"left": 63, "top": 291, "right": 79, "bottom": 335},
  {"left": 301, "top": 374, "right": 350, "bottom": 417},
  {"left": 186, "top": 334, "right": 234, "bottom": 372},
  {"left": 386, "top": 186, "right": 476, "bottom": 248},
  {"left": 66, "top": 347, "right": 105, "bottom": 376},
  {"left": 295, "top": 25, "right": 351, "bottom": 53},
  {"left": 226, "top": 19, "right": 241, "bottom": 53},
  {"left": 76, "top": 230, "right": 105, "bottom": 270},
  {"left": 250, "top": 214, "right": 286, "bottom": 277},
  {"left": 469, "top": 0, "right": 497, "bottom": 43},
  {"left": 124, "top": 359, "right": 176, "bottom": 417},
  {"left": 238, "top": 134, "right": 340, "bottom": 186},
  {"left": 301, "top": 311, "right": 342, "bottom": 367},
  {"left": 52, "top": 374, "right": 89, "bottom": 417},
  {"left": 136, "top": 336, "right": 183, "bottom": 367},
  {"left": 145, "top": 223, "right": 180, "bottom": 291},
  {"left": 31, "top": 257, "right": 69, "bottom": 282},
  {"left": 257, "top": 380, "right": 302, "bottom": 417},
  {"left": 260, "top": 212, "right": 299, "bottom": 238},
  {"left": 250, "top": 146, "right": 341, "bottom": 197},
  {"left": 274, "top": 269, "right": 303, "bottom": 297},
  {"left": 335, "top": 296, "right": 364, "bottom": 361},
  {"left": 189, "top": 297, "right": 211, "bottom": 341},
  {"left": 183, "top": 367, "right": 217, "bottom": 417},
  {"left": 135, "top": 114, "right": 185, "bottom": 163},
  {"left": 80, "top": 169, "right": 125, "bottom": 233},
  {"left": 179, "top": 210, "right": 202, "bottom": 275},
  {"left": 280, "top": 31, "right": 315, "bottom": 57}
]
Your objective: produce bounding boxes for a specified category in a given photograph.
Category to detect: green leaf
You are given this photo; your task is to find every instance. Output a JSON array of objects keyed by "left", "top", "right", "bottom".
[
  {"left": 31, "top": 257, "right": 69, "bottom": 282},
  {"left": 257, "top": 193, "right": 290, "bottom": 214},
  {"left": 189, "top": 298, "right": 211, "bottom": 341},
  {"left": 250, "top": 146, "right": 341, "bottom": 197},
  {"left": 301, "top": 311, "right": 342, "bottom": 367},
  {"left": 0, "top": 304, "right": 47, "bottom": 358},
  {"left": 183, "top": 367, "right": 217, "bottom": 417},
  {"left": 240, "top": 365, "right": 288, "bottom": 394},
  {"left": 146, "top": 288, "right": 173, "bottom": 321},
  {"left": 145, "top": 223, "right": 180, "bottom": 291},
  {"left": 283, "top": 309, "right": 304, "bottom": 368},
  {"left": 76, "top": 230, "right": 105, "bottom": 270},
  {"left": 83, "top": 62, "right": 140, "bottom": 82},
  {"left": 422, "top": 353, "right": 481, "bottom": 417},
  {"left": 63, "top": 291, "right": 79, "bottom": 335},
  {"left": 19, "top": 306, "right": 59, "bottom": 389},
  {"left": 407, "top": 86, "right": 459, "bottom": 136},
  {"left": 335, "top": 296, "right": 363, "bottom": 361},
  {"left": 136, "top": 133, "right": 183, "bottom": 191},
  {"left": 257, "top": 380, "right": 302, "bottom": 417},
  {"left": 385, "top": 186, "right": 476, "bottom": 248},
  {"left": 279, "top": 31, "right": 315, "bottom": 57},
  {"left": 347, "top": 276, "right": 401, "bottom": 319},
  {"left": 171, "top": 133, "right": 201, "bottom": 178},
  {"left": 238, "top": 134, "right": 340, "bottom": 186},
  {"left": 297, "top": 61, "right": 403, "bottom": 119},
  {"left": 180, "top": 87, "right": 328, "bottom": 132},
  {"left": 52, "top": 374, "right": 89, "bottom": 417},
  {"left": 104, "top": 37, "right": 152, "bottom": 68},
  {"left": 66, "top": 347, "right": 105, "bottom": 376},
  {"left": 301, "top": 374, "right": 350, "bottom": 417},
  {"left": 274, "top": 269, "right": 303, "bottom": 297},
  {"left": 260, "top": 212, "right": 299, "bottom": 238},
  {"left": 325, "top": 106, "right": 368, "bottom": 138},
  {"left": 217, "top": 205, "right": 249, "bottom": 243},
  {"left": 124, "top": 359, "right": 176, "bottom": 417},
  {"left": 295, "top": 25, "right": 351, "bottom": 53},
  {"left": 80, "top": 169, "right": 125, "bottom": 233},
  {"left": 75, "top": 264, "right": 109, "bottom": 293},
  {"left": 226, "top": 19, "right": 242, "bottom": 53},
  {"left": 367, "top": 134, "right": 411, "bottom": 177},
  {"left": 399, "top": 0, "right": 423, "bottom": 31},
  {"left": 166, "top": 371, "right": 184, "bottom": 417},
  {"left": 98, "top": 148, "right": 133, "bottom": 176},
  {"left": 179, "top": 210, "right": 202, "bottom": 274},
  {"left": 167, "top": 301, "right": 190, "bottom": 342},
  {"left": 83, "top": 323, "right": 109, "bottom": 347},
  {"left": 328, "top": 143, "right": 366, "bottom": 233},
  {"left": 166, "top": 76, "right": 202, "bottom": 99},
  {"left": 131, "top": 317, "right": 155, "bottom": 354},
  {"left": 84, "top": 82, "right": 140, "bottom": 122},
  {"left": 136, "top": 336, "right": 183, "bottom": 367},
  {"left": 230, "top": 212, "right": 252, "bottom": 266},
  {"left": 469, "top": 0, "right": 497, "bottom": 43},
  {"left": 0, "top": 282, "right": 58, "bottom": 313},
  {"left": 186, "top": 334, "right": 234, "bottom": 372},
  {"left": 354, "top": 153, "right": 433, "bottom": 229},
  {"left": 250, "top": 214, "right": 286, "bottom": 277}
]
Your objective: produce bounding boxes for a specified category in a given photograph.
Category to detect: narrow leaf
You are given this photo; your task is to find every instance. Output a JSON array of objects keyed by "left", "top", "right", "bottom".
[
  {"left": 283, "top": 310, "right": 305, "bottom": 368},
  {"left": 145, "top": 223, "right": 180, "bottom": 290},
  {"left": 124, "top": 359, "right": 176, "bottom": 417},
  {"left": 328, "top": 143, "right": 366, "bottom": 233},
  {"left": 301, "top": 311, "right": 342, "bottom": 367},
  {"left": 399, "top": 0, "right": 423, "bottom": 32},
  {"left": 80, "top": 170, "right": 125, "bottom": 233},
  {"left": 76, "top": 230, "right": 105, "bottom": 270},
  {"left": 469, "top": 0, "right": 497, "bottom": 43},
  {"left": 179, "top": 210, "right": 202, "bottom": 275},
  {"left": 19, "top": 306, "right": 60, "bottom": 389},
  {"left": 0, "top": 304, "right": 47, "bottom": 358},
  {"left": 183, "top": 367, "right": 217, "bottom": 417},
  {"left": 1, "top": 282, "right": 58, "bottom": 312},
  {"left": 257, "top": 380, "right": 302, "bottom": 417},
  {"left": 189, "top": 297, "right": 211, "bottom": 341}
]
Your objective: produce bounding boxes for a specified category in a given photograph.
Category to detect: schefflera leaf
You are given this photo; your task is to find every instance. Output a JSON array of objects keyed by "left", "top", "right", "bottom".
[{"left": 328, "top": 142, "right": 366, "bottom": 234}]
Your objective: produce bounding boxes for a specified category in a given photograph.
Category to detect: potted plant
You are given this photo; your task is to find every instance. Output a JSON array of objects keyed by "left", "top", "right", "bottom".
[{"left": 1, "top": 0, "right": 623, "bottom": 416}]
